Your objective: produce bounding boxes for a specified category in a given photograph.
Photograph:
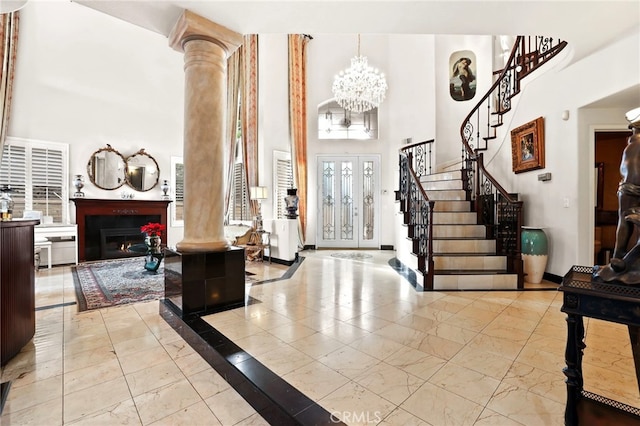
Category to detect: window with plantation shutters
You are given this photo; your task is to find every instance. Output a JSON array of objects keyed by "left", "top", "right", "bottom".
[
  {"left": 273, "top": 151, "right": 293, "bottom": 219},
  {"left": 174, "top": 162, "right": 184, "bottom": 210},
  {"left": 170, "top": 156, "right": 184, "bottom": 226},
  {"left": 0, "top": 144, "right": 27, "bottom": 216},
  {"left": 32, "top": 147, "right": 64, "bottom": 220},
  {"left": 0, "top": 138, "right": 69, "bottom": 222},
  {"left": 231, "top": 162, "right": 250, "bottom": 220}
]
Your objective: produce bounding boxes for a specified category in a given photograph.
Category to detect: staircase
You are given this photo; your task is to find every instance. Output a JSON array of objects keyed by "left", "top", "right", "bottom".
[
  {"left": 397, "top": 35, "right": 568, "bottom": 291},
  {"left": 397, "top": 163, "right": 519, "bottom": 290}
]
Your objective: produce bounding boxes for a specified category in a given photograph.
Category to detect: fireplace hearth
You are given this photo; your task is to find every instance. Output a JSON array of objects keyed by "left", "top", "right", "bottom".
[{"left": 72, "top": 199, "right": 171, "bottom": 262}]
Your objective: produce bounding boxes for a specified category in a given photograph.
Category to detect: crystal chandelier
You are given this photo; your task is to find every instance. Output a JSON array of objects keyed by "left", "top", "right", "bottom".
[{"left": 332, "top": 34, "right": 388, "bottom": 113}]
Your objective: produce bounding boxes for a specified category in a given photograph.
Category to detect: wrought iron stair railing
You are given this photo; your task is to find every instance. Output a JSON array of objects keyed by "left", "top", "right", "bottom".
[
  {"left": 461, "top": 36, "right": 568, "bottom": 154},
  {"left": 460, "top": 36, "right": 567, "bottom": 287},
  {"left": 397, "top": 139, "right": 435, "bottom": 289}
]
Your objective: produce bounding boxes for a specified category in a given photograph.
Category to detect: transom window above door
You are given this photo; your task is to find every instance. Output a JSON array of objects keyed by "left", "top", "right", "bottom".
[{"left": 317, "top": 99, "right": 379, "bottom": 140}]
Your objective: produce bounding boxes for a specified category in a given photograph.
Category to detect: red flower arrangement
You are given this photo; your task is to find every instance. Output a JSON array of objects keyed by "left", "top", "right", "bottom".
[{"left": 140, "top": 222, "right": 166, "bottom": 237}]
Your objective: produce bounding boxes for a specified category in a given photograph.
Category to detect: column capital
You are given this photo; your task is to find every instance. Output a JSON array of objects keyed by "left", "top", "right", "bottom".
[{"left": 169, "top": 10, "right": 243, "bottom": 56}]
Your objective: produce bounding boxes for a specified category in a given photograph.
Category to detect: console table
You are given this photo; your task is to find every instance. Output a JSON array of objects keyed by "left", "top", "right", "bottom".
[{"left": 560, "top": 266, "right": 640, "bottom": 425}]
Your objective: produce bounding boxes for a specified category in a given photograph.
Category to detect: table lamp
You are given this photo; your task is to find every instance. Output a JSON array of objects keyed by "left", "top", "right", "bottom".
[{"left": 249, "top": 186, "right": 268, "bottom": 232}]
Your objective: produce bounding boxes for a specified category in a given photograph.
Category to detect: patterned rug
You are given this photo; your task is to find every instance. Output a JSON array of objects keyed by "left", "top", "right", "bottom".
[
  {"left": 72, "top": 257, "right": 165, "bottom": 312},
  {"left": 72, "top": 257, "right": 259, "bottom": 312}
]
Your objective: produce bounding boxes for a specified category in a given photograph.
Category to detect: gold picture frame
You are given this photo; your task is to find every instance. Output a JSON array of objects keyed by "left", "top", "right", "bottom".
[{"left": 511, "top": 116, "right": 545, "bottom": 174}]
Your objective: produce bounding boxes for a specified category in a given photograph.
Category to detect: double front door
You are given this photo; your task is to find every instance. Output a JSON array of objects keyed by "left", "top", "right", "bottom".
[{"left": 316, "top": 155, "right": 380, "bottom": 248}]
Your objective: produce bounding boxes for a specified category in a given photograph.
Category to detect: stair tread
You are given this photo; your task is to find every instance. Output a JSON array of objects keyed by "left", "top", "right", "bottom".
[
  {"left": 433, "top": 223, "right": 483, "bottom": 227},
  {"left": 434, "top": 269, "right": 514, "bottom": 275},
  {"left": 423, "top": 170, "right": 462, "bottom": 177},
  {"left": 432, "top": 223, "right": 478, "bottom": 226},
  {"left": 432, "top": 211, "right": 474, "bottom": 213},
  {"left": 433, "top": 252, "right": 502, "bottom": 256},
  {"left": 433, "top": 211, "right": 477, "bottom": 215},
  {"left": 432, "top": 237, "right": 495, "bottom": 240}
]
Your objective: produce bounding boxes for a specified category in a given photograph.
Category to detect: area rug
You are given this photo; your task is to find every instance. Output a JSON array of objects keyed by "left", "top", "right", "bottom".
[
  {"left": 73, "top": 257, "right": 261, "bottom": 312},
  {"left": 72, "top": 257, "right": 165, "bottom": 312}
]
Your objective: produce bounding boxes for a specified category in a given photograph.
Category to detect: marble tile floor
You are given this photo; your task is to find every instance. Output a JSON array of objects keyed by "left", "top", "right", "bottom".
[{"left": 1, "top": 250, "right": 639, "bottom": 425}]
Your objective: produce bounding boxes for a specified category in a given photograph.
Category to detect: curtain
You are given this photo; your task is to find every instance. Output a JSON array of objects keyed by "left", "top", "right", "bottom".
[
  {"left": 241, "top": 34, "right": 259, "bottom": 218},
  {"left": 288, "top": 34, "right": 311, "bottom": 246},
  {"left": 0, "top": 11, "right": 20, "bottom": 160},
  {"left": 223, "top": 47, "right": 242, "bottom": 224}
]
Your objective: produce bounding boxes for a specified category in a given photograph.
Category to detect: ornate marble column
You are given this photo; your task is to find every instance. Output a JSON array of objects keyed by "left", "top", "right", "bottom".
[{"left": 169, "top": 11, "right": 242, "bottom": 252}]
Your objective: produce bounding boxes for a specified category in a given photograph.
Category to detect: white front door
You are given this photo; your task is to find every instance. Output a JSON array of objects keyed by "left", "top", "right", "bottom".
[{"left": 317, "top": 155, "right": 380, "bottom": 248}]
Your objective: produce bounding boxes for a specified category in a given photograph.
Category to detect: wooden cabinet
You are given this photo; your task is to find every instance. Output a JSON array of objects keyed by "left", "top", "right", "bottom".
[{"left": 1, "top": 219, "right": 38, "bottom": 366}]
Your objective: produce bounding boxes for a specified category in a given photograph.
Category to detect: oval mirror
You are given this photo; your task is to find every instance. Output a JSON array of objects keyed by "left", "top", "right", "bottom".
[
  {"left": 125, "top": 148, "right": 160, "bottom": 192},
  {"left": 87, "top": 144, "right": 127, "bottom": 190}
]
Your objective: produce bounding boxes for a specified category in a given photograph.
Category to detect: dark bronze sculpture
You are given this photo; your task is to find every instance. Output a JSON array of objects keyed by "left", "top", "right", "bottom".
[{"left": 594, "top": 108, "right": 640, "bottom": 284}]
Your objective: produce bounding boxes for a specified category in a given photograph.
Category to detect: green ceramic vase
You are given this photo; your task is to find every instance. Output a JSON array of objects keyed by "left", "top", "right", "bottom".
[{"left": 521, "top": 227, "right": 548, "bottom": 283}]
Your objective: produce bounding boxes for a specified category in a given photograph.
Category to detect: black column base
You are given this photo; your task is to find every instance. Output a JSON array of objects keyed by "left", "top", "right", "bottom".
[{"left": 164, "top": 247, "right": 246, "bottom": 316}]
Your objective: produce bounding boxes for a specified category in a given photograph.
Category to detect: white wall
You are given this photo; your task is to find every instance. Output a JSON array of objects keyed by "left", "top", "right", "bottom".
[
  {"left": 10, "top": 1, "right": 185, "bottom": 245},
  {"left": 434, "top": 35, "right": 494, "bottom": 165}
]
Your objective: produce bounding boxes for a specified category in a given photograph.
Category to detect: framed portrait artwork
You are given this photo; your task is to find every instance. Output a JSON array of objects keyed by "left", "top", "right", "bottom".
[
  {"left": 510, "top": 117, "right": 545, "bottom": 174},
  {"left": 449, "top": 50, "right": 477, "bottom": 101}
]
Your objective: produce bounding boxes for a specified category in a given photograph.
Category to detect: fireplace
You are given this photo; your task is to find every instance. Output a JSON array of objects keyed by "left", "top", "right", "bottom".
[
  {"left": 72, "top": 199, "right": 171, "bottom": 262},
  {"left": 100, "top": 227, "right": 147, "bottom": 259}
]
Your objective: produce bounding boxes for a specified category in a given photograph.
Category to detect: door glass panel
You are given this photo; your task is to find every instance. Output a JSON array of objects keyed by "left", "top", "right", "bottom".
[
  {"left": 362, "top": 160, "right": 374, "bottom": 240},
  {"left": 341, "top": 161, "right": 354, "bottom": 240},
  {"left": 322, "top": 161, "right": 335, "bottom": 240},
  {"left": 318, "top": 155, "right": 379, "bottom": 248}
]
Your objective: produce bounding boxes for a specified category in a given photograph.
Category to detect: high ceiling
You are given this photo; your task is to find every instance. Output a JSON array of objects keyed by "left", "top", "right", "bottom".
[
  {"left": 77, "top": 0, "right": 640, "bottom": 64},
  {"left": 73, "top": 0, "right": 639, "bottom": 109}
]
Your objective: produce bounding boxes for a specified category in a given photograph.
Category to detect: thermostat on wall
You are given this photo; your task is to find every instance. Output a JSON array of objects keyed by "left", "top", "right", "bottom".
[{"left": 538, "top": 172, "right": 552, "bottom": 182}]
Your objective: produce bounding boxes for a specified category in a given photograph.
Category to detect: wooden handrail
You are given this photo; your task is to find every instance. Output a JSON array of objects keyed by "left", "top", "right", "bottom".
[{"left": 401, "top": 138, "right": 435, "bottom": 151}]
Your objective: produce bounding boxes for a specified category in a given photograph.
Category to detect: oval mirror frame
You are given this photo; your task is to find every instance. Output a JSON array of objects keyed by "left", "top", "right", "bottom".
[
  {"left": 86, "top": 144, "right": 127, "bottom": 191},
  {"left": 125, "top": 148, "right": 160, "bottom": 192}
]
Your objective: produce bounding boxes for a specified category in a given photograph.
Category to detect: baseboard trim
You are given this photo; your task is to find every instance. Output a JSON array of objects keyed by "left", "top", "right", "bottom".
[
  {"left": 543, "top": 272, "right": 563, "bottom": 284},
  {"left": 265, "top": 254, "right": 297, "bottom": 266}
]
